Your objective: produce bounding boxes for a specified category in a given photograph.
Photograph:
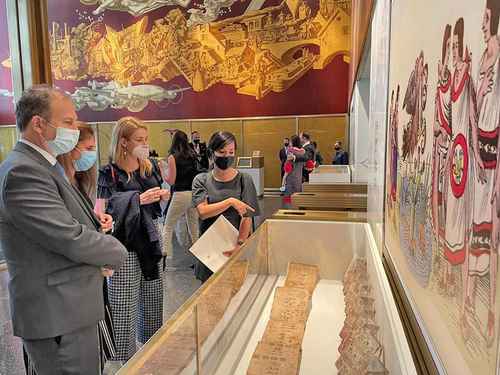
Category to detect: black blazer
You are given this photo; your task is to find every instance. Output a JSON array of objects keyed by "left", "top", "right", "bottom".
[
  {"left": 294, "top": 143, "right": 315, "bottom": 180},
  {"left": 190, "top": 142, "right": 209, "bottom": 170},
  {"left": 279, "top": 147, "right": 287, "bottom": 175}
]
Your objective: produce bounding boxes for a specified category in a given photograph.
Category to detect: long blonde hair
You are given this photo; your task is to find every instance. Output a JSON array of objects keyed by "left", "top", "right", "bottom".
[
  {"left": 57, "top": 122, "right": 97, "bottom": 199},
  {"left": 109, "top": 116, "right": 152, "bottom": 178}
]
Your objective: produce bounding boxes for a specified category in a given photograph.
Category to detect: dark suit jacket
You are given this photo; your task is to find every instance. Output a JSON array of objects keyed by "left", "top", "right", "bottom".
[
  {"left": 0, "top": 142, "right": 127, "bottom": 339},
  {"left": 333, "top": 150, "right": 349, "bottom": 165},
  {"left": 294, "top": 143, "right": 315, "bottom": 181},
  {"left": 190, "top": 142, "right": 209, "bottom": 170},
  {"left": 279, "top": 147, "right": 287, "bottom": 178}
]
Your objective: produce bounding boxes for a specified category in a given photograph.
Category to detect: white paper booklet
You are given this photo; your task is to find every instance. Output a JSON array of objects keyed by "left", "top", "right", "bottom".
[{"left": 189, "top": 215, "right": 238, "bottom": 273}]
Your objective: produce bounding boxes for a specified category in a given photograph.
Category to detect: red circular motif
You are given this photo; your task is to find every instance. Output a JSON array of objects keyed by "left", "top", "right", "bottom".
[{"left": 450, "top": 133, "right": 468, "bottom": 198}]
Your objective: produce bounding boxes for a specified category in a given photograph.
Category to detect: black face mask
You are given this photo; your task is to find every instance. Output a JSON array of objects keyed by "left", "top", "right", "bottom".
[
  {"left": 214, "top": 155, "right": 235, "bottom": 170},
  {"left": 284, "top": 142, "right": 289, "bottom": 147},
  {"left": 335, "top": 146, "right": 341, "bottom": 151},
  {"left": 193, "top": 139, "right": 200, "bottom": 144}
]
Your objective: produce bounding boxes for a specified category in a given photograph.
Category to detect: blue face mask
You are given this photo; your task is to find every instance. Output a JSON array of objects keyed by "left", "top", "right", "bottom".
[
  {"left": 74, "top": 150, "right": 97, "bottom": 172},
  {"left": 46, "top": 121, "right": 80, "bottom": 156}
]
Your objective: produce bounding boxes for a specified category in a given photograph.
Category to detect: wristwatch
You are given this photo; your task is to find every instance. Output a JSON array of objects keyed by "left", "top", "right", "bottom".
[{"left": 237, "top": 239, "right": 245, "bottom": 246}]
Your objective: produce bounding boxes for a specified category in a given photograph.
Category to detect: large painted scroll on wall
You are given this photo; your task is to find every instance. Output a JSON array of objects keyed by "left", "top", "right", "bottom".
[{"left": 385, "top": 0, "right": 500, "bottom": 373}]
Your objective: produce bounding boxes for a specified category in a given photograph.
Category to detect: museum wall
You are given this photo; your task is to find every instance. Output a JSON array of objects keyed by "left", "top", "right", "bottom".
[
  {"left": 0, "top": 1, "right": 351, "bottom": 185},
  {"left": 384, "top": 0, "right": 500, "bottom": 373},
  {"left": 95, "top": 114, "right": 347, "bottom": 188}
]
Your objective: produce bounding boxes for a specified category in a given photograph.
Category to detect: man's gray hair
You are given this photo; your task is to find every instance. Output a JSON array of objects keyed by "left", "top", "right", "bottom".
[{"left": 15, "top": 85, "right": 70, "bottom": 132}]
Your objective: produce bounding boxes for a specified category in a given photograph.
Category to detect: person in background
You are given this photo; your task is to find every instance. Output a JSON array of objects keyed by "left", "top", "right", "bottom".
[
  {"left": 332, "top": 141, "right": 349, "bottom": 165},
  {"left": 312, "top": 141, "right": 323, "bottom": 166},
  {"left": 190, "top": 130, "right": 209, "bottom": 171},
  {"left": 283, "top": 135, "right": 306, "bottom": 202},
  {"left": 0, "top": 86, "right": 127, "bottom": 375},
  {"left": 160, "top": 130, "right": 200, "bottom": 259},
  {"left": 96, "top": 117, "right": 170, "bottom": 362},
  {"left": 54, "top": 123, "right": 116, "bottom": 372},
  {"left": 296, "top": 132, "right": 315, "bottom": 181},
  {"left": 192, "top": 131, "right": 260, "bottom": 283},
  {"left": 280, "top": 137, "right": 305, "bottom": 192},
  {"left": 279, "top": 137, "right": 289, "bottom": 179}
]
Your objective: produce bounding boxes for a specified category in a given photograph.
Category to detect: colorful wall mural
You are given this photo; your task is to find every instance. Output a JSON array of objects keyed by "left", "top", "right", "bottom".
[
  {"left": 385, "top": 0, "right": 500, "bottom": 373},
  {"left": 47, "top": 0, "right": 350, "bottom": 121},
  {"left": 0, "top": 0, "right": 15, "bottom": 126}
]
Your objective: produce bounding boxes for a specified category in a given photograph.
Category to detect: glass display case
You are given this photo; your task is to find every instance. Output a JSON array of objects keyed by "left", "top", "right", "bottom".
[
  {"left": 302, "top": 182, "right": 368, "bottom": 194},
  {"left": 291, "top": 192, "right": 368, "bottom": 211},
  {"left": 350, "top": 164, "right": 375, "bottom": 184},
  {"left": 271, "top": 209, "right": 367, "bottom": 222},
  {"left": 309, "top": 165, "right": 351, "bottom": 184},
  {"left": 117, "top": 220, "right": 416, "bottom": 374}
]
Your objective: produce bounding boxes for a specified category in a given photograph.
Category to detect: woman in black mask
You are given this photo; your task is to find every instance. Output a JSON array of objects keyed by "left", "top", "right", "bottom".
[{"left": 192, "top": 131, "right": 261, "bottom": 282}]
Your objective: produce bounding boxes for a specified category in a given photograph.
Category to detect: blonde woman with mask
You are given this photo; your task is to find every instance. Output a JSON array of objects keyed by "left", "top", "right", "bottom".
[{"left": 95, "top": 117, "right": 170, "bottom": 362}]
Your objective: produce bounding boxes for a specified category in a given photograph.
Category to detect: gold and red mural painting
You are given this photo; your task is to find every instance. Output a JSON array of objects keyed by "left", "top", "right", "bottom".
[{"left": 48, "top": 0, "right": 350, "bottom": 121}]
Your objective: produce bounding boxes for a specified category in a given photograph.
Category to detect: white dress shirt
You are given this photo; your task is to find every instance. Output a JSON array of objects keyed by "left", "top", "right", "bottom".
[{"left": 19, "top": 139, "right": 57, "bottom": 166}]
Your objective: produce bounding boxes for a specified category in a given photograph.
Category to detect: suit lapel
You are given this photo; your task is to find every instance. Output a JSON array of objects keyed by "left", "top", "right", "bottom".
[
  {"left": 70, "top": 185, "right": 100, "bottom": 229},
  {"left": 15, "top": 142, "right": 100, "bottom": 228},
  {"left": 49, "top": 167, "right": 100, "bottom": 228}
]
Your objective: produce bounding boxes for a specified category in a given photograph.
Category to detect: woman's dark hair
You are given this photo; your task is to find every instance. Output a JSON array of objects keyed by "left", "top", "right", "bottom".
[
  {"left": 291, "top": 135, "right": 301, "bottom": 148},
  {"left": 170, "top": 130, "right": 196, "bottom": 159},
  {"left": 208, "top": 131, "right": 237, "bottom": 154}
]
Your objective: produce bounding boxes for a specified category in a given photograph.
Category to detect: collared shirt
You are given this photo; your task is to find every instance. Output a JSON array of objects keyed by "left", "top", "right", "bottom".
[
  {"left": 19, "top": 138, "right": 57, "bottom": 166},
  {"left": 302, "top": 141, "right": 311, "bottom": 147}
]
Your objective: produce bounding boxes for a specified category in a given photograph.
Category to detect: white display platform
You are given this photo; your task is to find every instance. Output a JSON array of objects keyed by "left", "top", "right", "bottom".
[
  {"left": 309, "top": 165, "right": 351, "bottom": 184},
  {"left": 221, "top": 277, "right": 344, "bottom": 375}
]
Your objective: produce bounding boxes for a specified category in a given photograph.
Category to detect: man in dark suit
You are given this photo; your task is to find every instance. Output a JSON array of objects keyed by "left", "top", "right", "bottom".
[
  {"left": 279, "top": 137, "right": 289, "bottom": 179},
  {"left": 292, "top": 132, "right": 315, "bottom": 182},
  {"left": 190, "top": 130, "right": 209, "bottom": 171},
  {"left": 0, "top": 86, "right": 127, "bottom": 375},
  {"left": 332, "top": 141, "right": 349, "bottom": 165}
]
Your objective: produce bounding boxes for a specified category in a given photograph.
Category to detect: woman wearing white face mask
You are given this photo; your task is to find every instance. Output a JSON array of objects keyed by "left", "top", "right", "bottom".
[{"left": 95, "top": 117, "right": 170, "bottom": 362}]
